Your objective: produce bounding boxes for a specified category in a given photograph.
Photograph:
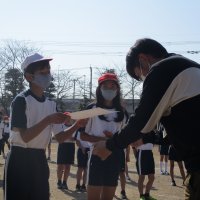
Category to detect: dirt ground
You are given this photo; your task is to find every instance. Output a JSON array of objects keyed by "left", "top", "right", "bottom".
[{"left": 0, "top": 142, "right": 185, "bottom": 200}]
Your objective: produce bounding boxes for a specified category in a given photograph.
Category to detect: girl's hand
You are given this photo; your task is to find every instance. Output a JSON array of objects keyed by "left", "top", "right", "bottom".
[{"left": 103, "top": 131, "right": 113, "bottom": 138}]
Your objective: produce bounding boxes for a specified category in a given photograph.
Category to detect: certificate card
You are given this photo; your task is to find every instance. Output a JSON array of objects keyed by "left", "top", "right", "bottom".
[{"left": 70, "top": 108, "right": 118, "bottom": 120}]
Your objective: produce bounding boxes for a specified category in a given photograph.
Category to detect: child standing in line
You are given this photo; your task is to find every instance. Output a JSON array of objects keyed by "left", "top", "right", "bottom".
[
  {"left": 134, "top": 143, "right": 156, "bottom": 200},
  {"left": 158, "top": 125, "right": 170, "bottom": 175},
  {"left": 75, "top": 130, "right": 91, "bottom": 193},
  {"left": 0, "top": 112, "right": 5, "bottom": 159},
  {"left": 168, "top": 145, "right": 186, "bottom": 186},
  {"left": 2, "top": 116, "right": 11, "bottom": 158},
  {"left": 4, "top": 53, "right": 87, "bottom": 200},
  {"left": 56, "top": 119, "right": 76, "bottom": 190},
  {"left": 81, "top": 73, "right": 129, "bottom": 200}
]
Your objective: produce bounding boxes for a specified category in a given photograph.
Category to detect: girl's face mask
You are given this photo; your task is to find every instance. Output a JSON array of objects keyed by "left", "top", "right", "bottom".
[{"left": 100, "top": 88, "right": 117, "bottom": 101}]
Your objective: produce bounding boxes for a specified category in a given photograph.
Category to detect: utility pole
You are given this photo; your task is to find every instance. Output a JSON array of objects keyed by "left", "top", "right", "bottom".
[
  {"left": 83, "top": 75, "right": 86, "bottom": 98},
  {"left": 73, "top": 79, "right": 76, "bottom": 99},
  {"left": 89, "top": 66, "right": 92, "bottom": 100}
]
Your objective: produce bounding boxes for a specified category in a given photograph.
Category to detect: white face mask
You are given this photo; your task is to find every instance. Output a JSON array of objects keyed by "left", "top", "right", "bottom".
[
  {"left": 100, "top": 89, "right": 117, "bottom": 101},
  {"left": 139, "top": 59, "right": 151, "bottom": 82},
  {"left": 32, "top": 74, "right": 52, "bottom": 89}
]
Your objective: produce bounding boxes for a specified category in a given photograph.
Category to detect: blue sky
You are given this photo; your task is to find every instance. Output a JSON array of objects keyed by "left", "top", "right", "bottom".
[{"left": 0, "top": 0, "right": 200, "bottom": 78}]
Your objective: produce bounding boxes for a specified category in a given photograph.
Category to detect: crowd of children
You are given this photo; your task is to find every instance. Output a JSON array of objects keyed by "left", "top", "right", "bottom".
[{"left": 0, "top": 53, "right": 187, "bottom": 200}]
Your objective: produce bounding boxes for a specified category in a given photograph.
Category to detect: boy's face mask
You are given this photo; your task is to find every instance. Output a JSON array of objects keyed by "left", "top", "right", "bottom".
[{"left": 32, "top": 74, "right": 52, "bottom": 89}]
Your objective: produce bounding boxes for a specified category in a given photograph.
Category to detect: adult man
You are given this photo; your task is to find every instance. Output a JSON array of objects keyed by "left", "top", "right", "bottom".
[{"left": 93, "top": 38, "right": 200, "bottom": 200}]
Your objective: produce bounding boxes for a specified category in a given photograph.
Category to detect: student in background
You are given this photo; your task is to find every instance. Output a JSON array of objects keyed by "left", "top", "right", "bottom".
[
  {"left": 134, "top": 143, "right": 156, "bottom": 200},
  {"left": 46, "top": 136, "right": 52, "bottom": 161},
  {"left": 168, "top": 145, "right": 186, "bottom": 186},
  {"left": 75, "top": 130, "right": 91, "bottom": 193},
  {"left": 57, "top": 118, "right": 76, "bottom": 190},
  {"left": 0, "top": 112, "right": 5, "bottom": 159},
  {"left": 125, "top": 145, "right": 131, "bottom": 181},
  {"left": 158, "top": 125, "right": 169, "bottom": 175},
  {"left": 2, "top": 116, "right": 10, "bottom": 158}
]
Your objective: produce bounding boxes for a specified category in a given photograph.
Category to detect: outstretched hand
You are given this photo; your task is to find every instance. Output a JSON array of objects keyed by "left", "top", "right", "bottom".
[
  {"left": 130, "top": 138, "right": 143, "bottom": 148},
  {"left": 47, "top": 113, "right": 71, "bottom": 124},
  {"left": 93, "top": 140, "right": 112, "bottom": 160}
]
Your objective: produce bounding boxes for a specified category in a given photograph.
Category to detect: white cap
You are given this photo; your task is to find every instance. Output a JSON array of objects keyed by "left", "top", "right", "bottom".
[{"left": 21, "top": 53, "right": 53, "bottom": 71}]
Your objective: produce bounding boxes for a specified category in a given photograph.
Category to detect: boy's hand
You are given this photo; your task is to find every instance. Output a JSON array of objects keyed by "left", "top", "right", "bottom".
[{"left": 47, "top": 113, "right": 71, "bottom": 124}]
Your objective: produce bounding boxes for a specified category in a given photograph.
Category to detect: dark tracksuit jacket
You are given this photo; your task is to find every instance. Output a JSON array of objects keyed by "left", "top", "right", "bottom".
[{"left": 106, "top": 54, "right": 200, "bottom": 173}]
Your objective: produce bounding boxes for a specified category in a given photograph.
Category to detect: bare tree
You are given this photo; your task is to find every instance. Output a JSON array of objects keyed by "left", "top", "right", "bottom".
[
  {"left": 0, "top": 39, "right": 39, "bottom": 114},
  {"left": 51, "top": 69, "right": 75, "bottom": 111},
  {"left": 0, "top": 40, "right": 38, "bottom": 72}
]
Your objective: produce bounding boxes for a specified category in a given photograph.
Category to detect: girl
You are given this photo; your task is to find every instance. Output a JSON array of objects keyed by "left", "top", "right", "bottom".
[{"left": 81, "top": 73, "right": 128, "bottom": 200}]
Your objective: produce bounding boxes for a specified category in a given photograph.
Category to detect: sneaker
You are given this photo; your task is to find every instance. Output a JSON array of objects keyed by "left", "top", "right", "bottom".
[
  {"left": 76, "top": 184, "right": 82, "bottom": 193},
  {"left": 121, "top": 190, "right": 127, "bottom": 199},
  {"left": 62, "top": 182, "right": 68, "bottom": 190},
  {"left": 160, "top": 171, "right": 165, "bottom": 175},
  {"left": 164, "top": 171, "right": 169, "bottom": 175},
  {"left": 171, "top": 180, "right": 176, "bottom": 186},
  {"left": 57, "top": 181, "right": 62, "bottom": 189},
  {"left": 81, "top": 184, "right": 87, "bottom": 192}
]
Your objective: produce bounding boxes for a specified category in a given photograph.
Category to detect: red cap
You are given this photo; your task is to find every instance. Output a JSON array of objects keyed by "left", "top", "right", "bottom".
[{"left": 98, "top": 73, "right": 119, "bottom": 85}]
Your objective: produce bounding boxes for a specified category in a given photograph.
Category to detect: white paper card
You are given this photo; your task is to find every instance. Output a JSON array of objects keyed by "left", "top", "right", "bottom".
[{"left": 70, "top": 108, "right": 118, "bottom": 120}]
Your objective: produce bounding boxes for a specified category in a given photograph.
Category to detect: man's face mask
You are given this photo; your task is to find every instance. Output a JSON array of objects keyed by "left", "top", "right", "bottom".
[
  {"left": 139, "top": 59, "right": 151, "bottom": 82},
  {"left": 32, "top": 74, "right": 52, "bottom": 89},
  {"left": 100, "top": 88, "right": 117, "bottom": 101}
]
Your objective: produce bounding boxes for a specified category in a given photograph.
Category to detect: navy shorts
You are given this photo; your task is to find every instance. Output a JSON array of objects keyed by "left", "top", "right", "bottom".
[
  {"left": 159, "top": 144, "right": 170, "bottom": 155},
  {"left": 77, "top": 147, "right": 90, "bottom": 168},
  {"left": 88, "top": 150, "right": 121, "bottom": 186},
  {"left": 136, "top": 150, "right": 155, "bottom": 175},
  {"left": 5, "top": 146, "right": 49, "bottom": 200},
  {"left": 57, "top": 143, "right": 75, "bottom": 164}
]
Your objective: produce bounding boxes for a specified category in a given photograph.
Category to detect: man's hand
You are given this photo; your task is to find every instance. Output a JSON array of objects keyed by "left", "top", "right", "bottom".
[
  {"left": 93, "top": 140, "right": 112, "bottom": 160},
  {"left": 130, "top": 138, "right": 143, "bottom": 148}
]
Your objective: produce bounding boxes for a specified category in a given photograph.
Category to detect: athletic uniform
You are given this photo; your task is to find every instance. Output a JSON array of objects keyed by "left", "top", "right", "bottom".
[
  {"left": 136, "top": 143, "right": 155, "bottom": 175},
  {"left": 2, "top": 123, "right": 10, "bottom": 142},
  {"left": 0, "top": 121, "right": 4, "bottom": 155},
  {"left": 57, "top": 125, "right": 75, "bottom": 165},
  {"left": 75, "top": 131, "right": 91, "bottom": 168},
  {"left": 5, "top": 89, "right": 64, "bottom": 200},
  {"left": 85, "top": 105, "right": 127, "bottom": 187}
]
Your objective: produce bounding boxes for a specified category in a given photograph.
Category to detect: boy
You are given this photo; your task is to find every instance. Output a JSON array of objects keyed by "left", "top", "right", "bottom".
[{"left": 4, "top": 53, "right": 87, "bottom": 200}]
